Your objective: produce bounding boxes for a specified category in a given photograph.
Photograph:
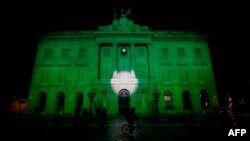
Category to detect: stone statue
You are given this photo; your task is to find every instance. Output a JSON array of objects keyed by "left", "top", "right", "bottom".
[{"left": 121, "top": 8, "right": 131, "bottom": 17}]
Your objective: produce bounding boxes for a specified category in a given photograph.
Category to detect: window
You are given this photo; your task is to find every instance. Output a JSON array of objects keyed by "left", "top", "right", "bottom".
[
  {"left": 164, "top": 90, "right": 174, "bottom": 110},
  {"left": 44, "top": 49, "right": 52, "bottom": 59},
  {"left": 75, "top": 92, "right": 83, "bottom": 109},
  {"left": 137, "top": 48, "right": 145, "bottom": 57},
  {"left": 62, "top": 49, "right": 70, "bottom": 58},
  {"left": 194, "top": 48, "right": 202, "bottom": 58},
  {"left": 79, "top": 48, "right": 86, "bottom": 58},
  {"left": 177, "top": 48, "right": 185, "bottom": 58},
  {"left": 56, "top": 92, "right": 65, "bottom": 112},
  {"left": 161, "top": 48, "right": 168, "bottom": 58},
  {"left": 103, "top": 48, "right": 111, "bottom": 57}
]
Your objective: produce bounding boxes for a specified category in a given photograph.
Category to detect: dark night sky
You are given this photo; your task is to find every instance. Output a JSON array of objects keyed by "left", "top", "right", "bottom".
[{"left": 2, "top": 0, "right": 250, "bottom": 112}]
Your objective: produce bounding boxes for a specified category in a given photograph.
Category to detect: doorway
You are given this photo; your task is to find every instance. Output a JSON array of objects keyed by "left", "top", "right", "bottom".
[{"left": 118, "top": 89, "right": 130, "bottom": 115}]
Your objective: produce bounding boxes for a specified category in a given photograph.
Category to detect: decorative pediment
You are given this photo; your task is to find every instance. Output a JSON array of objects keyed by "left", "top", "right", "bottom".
[{"left": 98, "top": 16, "right": 149, "bottom": 32}]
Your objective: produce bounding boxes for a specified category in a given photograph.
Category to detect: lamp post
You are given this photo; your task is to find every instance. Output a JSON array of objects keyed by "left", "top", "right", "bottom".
[
  {"left": 88, "top": 89, "right": 96, "bottom": 116},
  {"left": 19, "top": 99, "right": 27, "bottom": 114},
  {"left": 152, "top": 88, "right": 160, "bottom": 116}
]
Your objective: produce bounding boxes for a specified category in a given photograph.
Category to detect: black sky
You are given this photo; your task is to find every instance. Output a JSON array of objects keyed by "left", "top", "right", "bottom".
[{"left": 2, "top": 0, "right": 250, "bottom": 112}]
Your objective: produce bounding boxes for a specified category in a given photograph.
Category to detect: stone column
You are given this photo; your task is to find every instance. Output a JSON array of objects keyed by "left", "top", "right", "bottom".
[
  {"left": 147, "top": 43, "right": 153, "bottom": 79},
  {"left": 130, "top": 43, "right": 135, "bottom": 71},
  {"left": 113, "top": 43, "right": 118, "bottom": 72},
  {"left": 95, "top": 43, "right": 100, "bottom": 79}
]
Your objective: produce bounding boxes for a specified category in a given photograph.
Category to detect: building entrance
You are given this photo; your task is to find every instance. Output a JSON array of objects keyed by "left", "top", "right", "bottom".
[{"left": 118, "top": 89, "right": 130, "bottom": 114}]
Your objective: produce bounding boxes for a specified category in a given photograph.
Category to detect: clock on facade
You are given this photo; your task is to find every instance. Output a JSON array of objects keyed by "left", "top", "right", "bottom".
[{"left": 121, "top": 47, "right": 127, "bottom": 55}]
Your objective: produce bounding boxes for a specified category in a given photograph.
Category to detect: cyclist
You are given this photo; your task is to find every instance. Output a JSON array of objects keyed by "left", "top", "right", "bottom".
[{"left": 124, "top": 107, "right": 139, "bottom": 134}]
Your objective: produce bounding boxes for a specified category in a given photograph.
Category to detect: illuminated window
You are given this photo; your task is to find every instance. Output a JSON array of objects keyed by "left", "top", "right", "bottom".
[
  {"left": 194, "top": 48, "right": 202, "bottom": 58},
  {"left": 177, "top": 48, "right": 185, "bottom": 58},
  {"left": 79, "top": 48, "right": 86, "bottom": 58},
  {"left": 62, "top": 49, "right": 70, "bottom": 58},
  {"left": 44, "top": 49, "right": 52, "bottom": 58},
  {"left": 161, "top": 48, "right": 169, "bottom": 58},
  {"left": 164, "top": 90, "right": 174, "bottom": 110}
]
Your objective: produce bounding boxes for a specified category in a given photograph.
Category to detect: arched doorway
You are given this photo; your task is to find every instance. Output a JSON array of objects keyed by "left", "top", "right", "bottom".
[
  {"left": 75, "top": 91, "right": 83, "bottom": 112},
  {"left": 56, "top": 91, "right": 65, "bottom": 112},
  {"left": 200, "top": 89, "right": 211, "bottom": 111},
  {"left": 182, "top": 90, "right": 192, "bottom": 110},
  {"left": 37, "top": 91, "right": 47, "bottom": 112},
  {"left": 118, "top": 89, "right": 130, "bottom": 115}
]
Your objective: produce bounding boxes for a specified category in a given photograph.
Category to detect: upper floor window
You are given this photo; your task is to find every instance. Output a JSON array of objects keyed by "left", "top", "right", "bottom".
[
  {"left": 161, "top": 48, "right": 169, "bottom": 58},
  {"left": 194, "top": 48, "right": 202, "bottom": 58},
  {"left": 177, "top": 48, "right": 185, "bottom": 58},
  {"left": 137, "top": 48, "right": 145, "bottom": 57},
  {"left": 62, "top": 49, "right": 70, "bottom": 58},
  {"left": 44, "top": 49, "right": 52, "bottom": 59},
  {"left": 79, "top": 48, "right": 87, "bottom": 59},
  {"left": 103, "top": 48, "right": 111, "bottom": 57}
]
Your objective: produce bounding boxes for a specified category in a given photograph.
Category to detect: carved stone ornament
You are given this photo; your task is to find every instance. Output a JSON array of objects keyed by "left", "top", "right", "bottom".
[{"left": 98, "top": 16, "right": 149, "bottom": 32}]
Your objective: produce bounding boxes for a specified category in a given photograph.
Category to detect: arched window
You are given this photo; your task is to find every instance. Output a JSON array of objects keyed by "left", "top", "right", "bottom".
[
  {"left": 75, "top": 91, "right": 83, "bottom": 109},
  {"left": 37, "top": 92, "right": 47, "bottom": 112},
  {"left": 164, "top": 90, "right": 174, "bottom": 110},
  {"left": 200, "top": 89, "right": 211, "bottom": 110},
  {"left": 56, "top": 91, "right": 65, "bottom": 112},
  {"left": 182, "top": 90, "right": 192, "bottom": 110}
]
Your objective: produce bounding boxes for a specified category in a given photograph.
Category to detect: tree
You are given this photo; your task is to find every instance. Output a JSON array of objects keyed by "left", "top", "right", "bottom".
[{"left": 152, "top": 88, "right": 160, "bottom": 116}]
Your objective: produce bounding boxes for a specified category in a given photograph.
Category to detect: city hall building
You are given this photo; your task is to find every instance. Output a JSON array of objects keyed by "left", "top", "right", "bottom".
[{"left": 27, "top": 15, "right": 219, "bottom": 116}]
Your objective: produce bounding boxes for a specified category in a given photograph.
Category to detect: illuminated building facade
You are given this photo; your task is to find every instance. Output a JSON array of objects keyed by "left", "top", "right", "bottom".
[{"left": 27, "top": 15, "right": 219, "bottom": 116}]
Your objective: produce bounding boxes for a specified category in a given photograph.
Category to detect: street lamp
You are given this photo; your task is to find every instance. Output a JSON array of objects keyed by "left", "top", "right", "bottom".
[
  {"left": 19, "top": 99, "right": 27, "bottom": 114},
  {"left": 88, "top": 89, "right": 96, "bottom": 116}
]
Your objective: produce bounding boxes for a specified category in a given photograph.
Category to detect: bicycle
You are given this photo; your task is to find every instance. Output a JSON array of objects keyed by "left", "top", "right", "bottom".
[{"left": 121, "top": 119, "right": 147, "bottom": 137}]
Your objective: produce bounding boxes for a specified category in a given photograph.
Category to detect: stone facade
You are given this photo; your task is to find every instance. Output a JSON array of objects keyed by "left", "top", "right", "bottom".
[{"left": 27, "top": 17, "right": 219, "bottom": 116}]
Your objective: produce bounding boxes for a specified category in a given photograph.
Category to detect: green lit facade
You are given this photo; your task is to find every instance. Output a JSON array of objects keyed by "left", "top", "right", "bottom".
[{"left": 27, "top": 16, "right": 219, "bottom": 116}]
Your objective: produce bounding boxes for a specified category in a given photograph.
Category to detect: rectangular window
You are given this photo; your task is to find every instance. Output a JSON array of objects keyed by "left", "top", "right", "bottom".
[
  {"left": 62, "top": 49, "right": 70, "bottom": 58},
  {"left": 161, "top": 48, "right": 168, "bottom": 58},
  {"left": 177, "top": 48, "right": 185, "bottom": 58},
  {"left": 103, "top": 48, "right": 110, "bottom": 57},
  {"left": 194, "top": 48, "right": 202, "bottom": 58},
  {"left": 79, "top": 48, "right": 86, "bottom": 59},
  {"left": 137, "top": 48, "right": 145, "bottom": 57},
  {"left": 44, "top": 49, "right": 52, "bottom": 59}
]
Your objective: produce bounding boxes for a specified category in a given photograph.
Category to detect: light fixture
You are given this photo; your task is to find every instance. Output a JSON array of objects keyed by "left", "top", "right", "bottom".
[{"left": 121, "top": 47, "right": 127, "bottom": 55}]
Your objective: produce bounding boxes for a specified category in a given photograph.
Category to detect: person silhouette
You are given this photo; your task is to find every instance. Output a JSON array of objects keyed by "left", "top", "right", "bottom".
[{"left": 124, "top": 107, "right": 138, "bottom": 134}]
